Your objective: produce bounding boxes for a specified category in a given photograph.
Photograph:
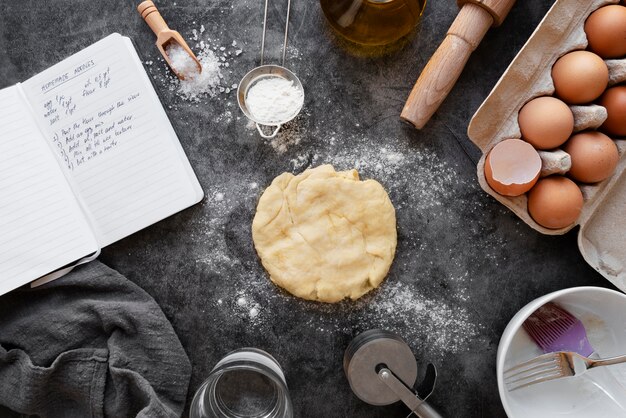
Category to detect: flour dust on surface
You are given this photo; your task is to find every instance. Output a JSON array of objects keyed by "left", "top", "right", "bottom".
[
  {"left": 139, "top": 11, "right": 502, "bottom": 361},
  {"left": 186, "top": 130, "right": 505, "bottom": 359}
]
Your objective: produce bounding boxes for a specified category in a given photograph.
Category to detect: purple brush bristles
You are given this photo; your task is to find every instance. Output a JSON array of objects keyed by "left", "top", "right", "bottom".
[{"left": 523, "top": 302, "right": 594, "bottom": 356}]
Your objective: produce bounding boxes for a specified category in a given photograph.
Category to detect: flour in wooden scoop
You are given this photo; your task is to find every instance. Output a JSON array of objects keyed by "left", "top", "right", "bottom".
[
  {"left": 166, "top": 43, "right": 200, "bottom": 78},
  {"left": 145, "top": 24, "right": 242, "bottom": 103}
]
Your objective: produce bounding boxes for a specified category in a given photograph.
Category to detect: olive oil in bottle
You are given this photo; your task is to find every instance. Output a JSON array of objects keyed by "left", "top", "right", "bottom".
[{"left": 320, "top": 0, "right": 427, "bottom": 46}]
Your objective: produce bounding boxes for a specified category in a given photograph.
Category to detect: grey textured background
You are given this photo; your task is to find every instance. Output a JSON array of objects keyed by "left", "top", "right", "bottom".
[{"left": 0, "top": 0, "right": 612, "bottom": 417}]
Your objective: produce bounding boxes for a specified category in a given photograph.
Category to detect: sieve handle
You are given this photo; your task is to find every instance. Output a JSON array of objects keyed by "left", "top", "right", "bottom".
[
  {"left": 256, "top": 123, "right": 282, "bottom": 139},
  {"left": 260, "top": 0, "right": 291, "bottom": 66}
]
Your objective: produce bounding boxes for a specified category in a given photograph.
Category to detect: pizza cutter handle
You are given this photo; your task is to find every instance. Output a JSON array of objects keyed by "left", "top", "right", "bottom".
[{"left": 378, "top": 368, "right": 442, "bottom": 418}]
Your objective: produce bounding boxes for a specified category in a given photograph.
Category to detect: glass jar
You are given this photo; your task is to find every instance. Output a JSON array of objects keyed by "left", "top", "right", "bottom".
[
  {"left": 321, "top": 0, "right": 427, "bottom": 46},
  {"left": 190, "top": 348, "right": 293, "bottom": 418}
]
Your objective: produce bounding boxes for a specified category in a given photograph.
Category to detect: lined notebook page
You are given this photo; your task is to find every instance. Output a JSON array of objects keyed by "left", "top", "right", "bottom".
[
  {"left": 20, "top": 34, "right": 203, "bottom": 247},
  {"left": 0, "top": 86, "right": 99, "bottom": 295}
]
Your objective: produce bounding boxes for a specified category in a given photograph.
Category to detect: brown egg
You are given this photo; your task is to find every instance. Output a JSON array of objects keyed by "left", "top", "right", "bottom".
[
  {"left": 528, "top": 176, "right": 583, "bottom": 229},
  {"left": 599, "top": 86, "right": 626, "bottom": 136},
  {"left": 518, "top": 97, "right": 574, "bottom": 149},
  {"left": 563, "top": 131, "right": 619, "bottom": 183},
  {"left": 551, "top": 51, "right": 608, "bottom": 104},
  {"left": 484, "top": 139, "right": 541, "bottom": 196},
  {"left": 585, "top": 5, "right": 626, "bottom": 59}
]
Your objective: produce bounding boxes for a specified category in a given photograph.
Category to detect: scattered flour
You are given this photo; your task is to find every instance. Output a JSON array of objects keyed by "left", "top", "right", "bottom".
[
  {"left": 268, "top": 119, "right": 304, "bottom": 153},
  {"left": 363, "top": 281, "right": 480, "bottom": 355},
  {"left": 246, "top": 110, "right": 310, "bottom": 154},
  {"left": 185, "top": 139, "right": 502, "bottom": 358},
  {"left": 143, "top": 24, "right": 243, "bottom": 104},
  {"left": 175, "top": 47, "right": 222, "bottom": 101},
  {"left": 213, "top": 272, "right": 482, "bottom": 358}
]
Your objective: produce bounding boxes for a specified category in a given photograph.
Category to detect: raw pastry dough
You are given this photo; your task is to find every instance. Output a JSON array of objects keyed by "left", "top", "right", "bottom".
[{"left": 252, "top": 165, "right": 397, "bottom": 303}]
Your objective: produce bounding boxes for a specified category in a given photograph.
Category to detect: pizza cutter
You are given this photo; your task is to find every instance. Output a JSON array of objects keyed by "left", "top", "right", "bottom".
[{"left": 344, "top": 329, "right": 442, "bottom": 418}]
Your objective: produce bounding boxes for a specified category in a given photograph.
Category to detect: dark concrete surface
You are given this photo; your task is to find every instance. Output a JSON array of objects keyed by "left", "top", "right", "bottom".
[{"left": 0, "top": 0, "right": 613, "bottom": 417}]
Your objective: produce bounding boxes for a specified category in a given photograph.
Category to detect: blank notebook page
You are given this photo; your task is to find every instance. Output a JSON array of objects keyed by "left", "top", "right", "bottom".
[
  {"left": 0, "top": 86, "right": 99, "bottom": 294},
  {"left": 21, "top": 34, "right": 203, "bottom": 247}
]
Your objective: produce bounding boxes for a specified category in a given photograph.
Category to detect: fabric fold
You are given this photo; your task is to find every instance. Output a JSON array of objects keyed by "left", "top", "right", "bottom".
[{"left": 0, "top": 261, "right": 191, "bottom": 418}]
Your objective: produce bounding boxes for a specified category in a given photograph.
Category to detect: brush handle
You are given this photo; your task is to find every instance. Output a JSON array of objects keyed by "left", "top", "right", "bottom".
[{"left": 137, "top": 0, "right": 170, "bottom": 37}]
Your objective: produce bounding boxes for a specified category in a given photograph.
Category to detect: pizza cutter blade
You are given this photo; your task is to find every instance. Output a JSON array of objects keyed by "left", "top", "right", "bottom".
[{"left": 344, "top": 329, "right": 442, "bottom": 418}]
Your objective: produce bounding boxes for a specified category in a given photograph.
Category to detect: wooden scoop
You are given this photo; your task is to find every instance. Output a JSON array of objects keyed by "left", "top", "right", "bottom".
[
  {"left": 137, "top": 0, "right": 201, "bottom": 80},
  {"left": 401, "top": 0, "right": 517, "bottom": 129}
]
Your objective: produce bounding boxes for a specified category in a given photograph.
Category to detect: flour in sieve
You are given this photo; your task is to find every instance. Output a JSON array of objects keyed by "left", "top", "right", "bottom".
[{"left": 246, "top": 77, "right": 304, "bottom": 124}]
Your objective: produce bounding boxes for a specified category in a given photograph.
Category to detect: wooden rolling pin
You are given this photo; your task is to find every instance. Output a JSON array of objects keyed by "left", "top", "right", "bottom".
[{"left": 401, "top": 0, "right": 517, "bottom": 129}]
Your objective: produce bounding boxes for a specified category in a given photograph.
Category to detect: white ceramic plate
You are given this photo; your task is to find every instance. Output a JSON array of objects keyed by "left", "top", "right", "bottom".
[{"left": 497, "top": 287, "right": 626, "bottom": 417}]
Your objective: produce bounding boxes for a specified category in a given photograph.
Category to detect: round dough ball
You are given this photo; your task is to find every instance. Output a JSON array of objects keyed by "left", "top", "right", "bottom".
[
  {"left": 252, "top": 165, "right": 397, "bottom": 303},
  {"left": 518, "top": 97, "right": 574, "bottom": 149},
  {"left": 551, "top": 51, "right": 608, "bottom": 104}
]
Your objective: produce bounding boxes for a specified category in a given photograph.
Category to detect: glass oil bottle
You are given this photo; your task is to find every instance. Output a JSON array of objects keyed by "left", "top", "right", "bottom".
[{"left": 320, "top": 0, "right": 427, "bottom": 46}]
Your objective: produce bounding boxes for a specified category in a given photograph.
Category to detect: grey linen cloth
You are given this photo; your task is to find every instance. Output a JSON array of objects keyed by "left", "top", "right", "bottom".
[{"left": 0, "top": 261, "right": 191, "bottom": 418}]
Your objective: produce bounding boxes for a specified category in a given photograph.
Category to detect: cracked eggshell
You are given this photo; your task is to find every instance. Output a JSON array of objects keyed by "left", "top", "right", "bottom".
[{"left": 484, "top": 139, "right": 541, "bottom": 196}]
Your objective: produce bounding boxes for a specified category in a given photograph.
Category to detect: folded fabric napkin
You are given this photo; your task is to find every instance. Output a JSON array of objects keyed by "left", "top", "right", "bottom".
[{"left": 0, "top": 261, "right": 191, "bottom": 418}]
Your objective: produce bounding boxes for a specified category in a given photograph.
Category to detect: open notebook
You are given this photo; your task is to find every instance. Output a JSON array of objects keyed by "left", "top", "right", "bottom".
[{"left": 0, "top": 33, "right": 203, "bottom": 295}]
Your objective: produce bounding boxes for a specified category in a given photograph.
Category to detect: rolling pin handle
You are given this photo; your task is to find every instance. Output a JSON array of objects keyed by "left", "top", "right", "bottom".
[
  {"left": 400, "top": 3, "right": 494, "bottom": 129},
  {"left": 457, "top": 0, "right": 517, "bottom": 27}
]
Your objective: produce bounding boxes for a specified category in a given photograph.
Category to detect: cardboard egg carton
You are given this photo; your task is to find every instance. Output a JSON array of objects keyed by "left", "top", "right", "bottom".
[{"left": 468, "top": 0, "right": 626, "bottom": 291}]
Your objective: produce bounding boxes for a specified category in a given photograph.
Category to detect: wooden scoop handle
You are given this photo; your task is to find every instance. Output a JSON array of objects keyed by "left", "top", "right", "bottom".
[
  {"left": 136, "top": 0, "right": 201, "bottom": 79},
  {"left": 401, "top": 0, "right": 517, "bottom": 129},
  {"left": 137, "top": 0, "right": 170, "bottom": 36}
]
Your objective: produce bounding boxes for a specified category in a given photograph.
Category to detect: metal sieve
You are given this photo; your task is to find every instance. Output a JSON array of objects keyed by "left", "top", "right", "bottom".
[{"left": 237, "top": 0, "right": 304, "bottom": 139}]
